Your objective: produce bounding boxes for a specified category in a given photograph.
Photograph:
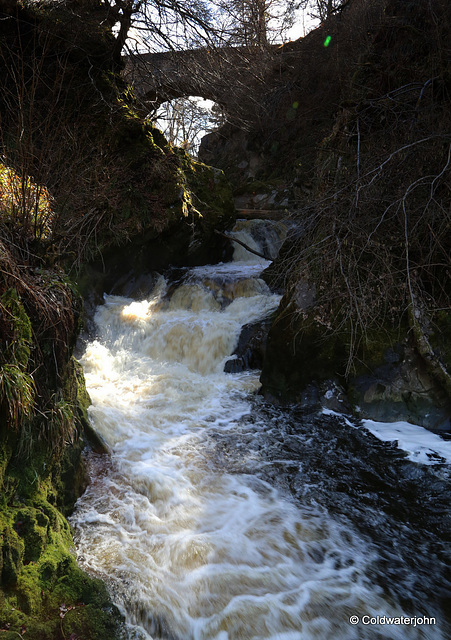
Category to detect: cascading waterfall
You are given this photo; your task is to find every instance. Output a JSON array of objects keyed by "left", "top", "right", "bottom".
[{"left": 71, "top": 221, "right": 448, "bottom": 640}]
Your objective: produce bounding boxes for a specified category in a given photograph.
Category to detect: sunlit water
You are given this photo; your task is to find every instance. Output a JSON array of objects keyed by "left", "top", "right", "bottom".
[{"left": 71, "top": 222, "right": 449, "bottom": 639}]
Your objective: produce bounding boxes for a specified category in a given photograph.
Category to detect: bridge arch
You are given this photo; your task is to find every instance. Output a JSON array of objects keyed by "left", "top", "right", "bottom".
[{"left": 123, "top": 46, "right": 284, "bottom": 118}]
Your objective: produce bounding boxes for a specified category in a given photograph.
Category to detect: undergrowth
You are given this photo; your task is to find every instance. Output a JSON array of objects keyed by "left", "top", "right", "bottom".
[{"left": 277, "top": 0, "right": 451, "bottom": 378}]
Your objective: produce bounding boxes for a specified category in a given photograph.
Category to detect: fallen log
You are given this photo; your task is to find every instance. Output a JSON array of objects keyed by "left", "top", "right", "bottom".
[{"left": 214, "top": 229, "right": 269, "bottom": 260}]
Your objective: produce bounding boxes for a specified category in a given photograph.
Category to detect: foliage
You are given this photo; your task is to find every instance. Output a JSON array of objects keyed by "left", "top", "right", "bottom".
[
  {"left": 0, "top": 288, "right": 32, "bottom": 366},
  {"left": 0, "top": 165, "right": 53, "bottom": 240},
  {"left": 0, "top": 240, "right": 82, "bottom": 455},
  {"left": 0, "top": 288, "right": 35, "bottom": 431}
]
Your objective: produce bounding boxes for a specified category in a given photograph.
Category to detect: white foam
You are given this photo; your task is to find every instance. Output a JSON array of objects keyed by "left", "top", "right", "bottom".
[
  {"left": 362, "top": 419, "right": 451, "bottom": 465},
  {"left": 322, "top": 409, "right": 451, "bottom": 465},
  {"left": 190, "top": 260, "right": 271, "bottom": 279}
]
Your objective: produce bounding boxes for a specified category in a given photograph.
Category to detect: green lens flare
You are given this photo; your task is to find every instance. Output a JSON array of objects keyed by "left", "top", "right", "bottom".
[{"left": 324, "top": 35, "right": 332, "bottom": 47}]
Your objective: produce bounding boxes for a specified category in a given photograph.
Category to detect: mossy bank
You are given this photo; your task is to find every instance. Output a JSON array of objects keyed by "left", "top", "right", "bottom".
[
  {"left": 0, "top": 269, "right": 124, "bottom": 639},
  {"left": 0, "top": 441, "right": 123, "bottom": 640}
]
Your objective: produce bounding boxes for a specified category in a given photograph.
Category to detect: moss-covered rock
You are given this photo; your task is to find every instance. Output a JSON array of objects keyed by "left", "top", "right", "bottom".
[
  {"left": 254, "top": 0, "right": 451, "bottom": 432},
  {"left": 0, "top": 523, "right": 24, "bottom": 586},
  {"left": 0, "top": 440, "right": 123, "bottom": 639},
  {"left": 77, "top": 148, "right": 236, "bottom": 299},
  {"left": 0, "top": 289, "right": 32, "bottom": 367}
]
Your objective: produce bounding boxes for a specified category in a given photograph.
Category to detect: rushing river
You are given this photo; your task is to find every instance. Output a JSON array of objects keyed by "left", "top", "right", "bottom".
[{"left": 71, "top": 221, "right": 451, "bottom": 640}]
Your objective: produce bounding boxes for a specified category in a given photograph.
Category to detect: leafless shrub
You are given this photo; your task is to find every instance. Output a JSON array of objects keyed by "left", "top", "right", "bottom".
[{"left": 274, "top": 0, "right": 451, "bottom": 376}]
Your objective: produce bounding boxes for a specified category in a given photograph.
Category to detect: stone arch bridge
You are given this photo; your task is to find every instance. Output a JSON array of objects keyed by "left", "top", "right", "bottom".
[{"left": 123, "top": 44, "right": 297, "bottom": 117}]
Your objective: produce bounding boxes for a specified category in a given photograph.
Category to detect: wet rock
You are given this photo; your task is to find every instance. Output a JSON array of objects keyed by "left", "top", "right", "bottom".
[
  {"left": 260, "top": 292, "right": 451, "bottom": 432},
  {"left": 224, "top": 319, "right": 272, "bottom": 373},
  {"left": 260, "top": 295, "right": 348, "bottom": 403},
  {"left": 319, "top": 380, "right": 352, "bottom": 414},
  {"left": 261, "top": 228, "right": 305, "bottom": 293},
  {"left": 109, "top": 270, "right": 161, "bottom": 299},
  {"left": 230, "top": 219, "right": 288, "bottom": 262},
  {"left": 349, "top": 344, "right": 451, "bottom": 432}
]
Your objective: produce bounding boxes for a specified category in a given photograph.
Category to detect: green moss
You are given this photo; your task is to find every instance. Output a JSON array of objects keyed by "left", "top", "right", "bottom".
[
  {"left": 15, "top": 568, "right": 43, "bottom": 616},
  {"left": 175, "top": 149, "right": 235, "bottom": 227},
  {"left": 62, "top": 602, "right": 123, "bottom": 639},
  {"left": 351, "top": 324, "right": 407, "bottom": 377},
  {"left": 0, "top": 363, "right": 36, "bottom": 430},
  {"left": 0, "top": 353, "right": 121, "bottom": 639},
  {"left": 0, "top": 289, "right": 32, "bottom": 367},
  {"left": 113, "top": 111, "right": 167, "bottom": 164},
  {"left": 0, "top": 523, "right": 24, "bottom": 586},
  {"left": 0, "top": 446, "right": 16, "bottom": 510},
  {"left": 0, "top": 487, "right": 123, "bottom": 639},
  {"left": 15, "top": 508, "right": 49, "bottom": 563},
  {"left": 0, "top": 289, "right": 36, "bottom": 429},
  {"left": 62, "top": 357, "right": 90, "bottom": 430},
  {"left": 0, "top": 444, "right": 11, "bottom": 495}
]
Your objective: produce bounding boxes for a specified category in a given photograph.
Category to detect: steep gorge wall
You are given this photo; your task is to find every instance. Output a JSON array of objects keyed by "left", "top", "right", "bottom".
[{"left": 0, "top": 250, "right": 123, "bottom": 639}]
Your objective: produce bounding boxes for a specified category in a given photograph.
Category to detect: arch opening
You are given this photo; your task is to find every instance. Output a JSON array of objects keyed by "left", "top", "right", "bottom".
[{"left": 153, "top": 96, "right": 225, "bottom": 158}]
